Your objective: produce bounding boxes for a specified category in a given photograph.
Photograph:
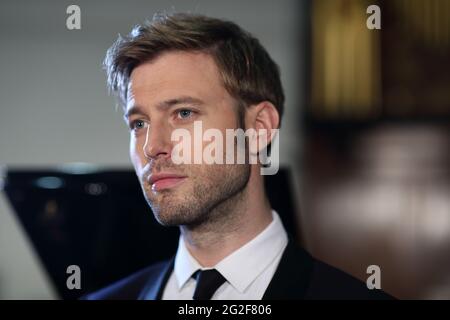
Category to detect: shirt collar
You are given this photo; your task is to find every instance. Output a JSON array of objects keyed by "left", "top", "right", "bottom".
[
  {"left": 173, "top": 210, "right": 288, "bottom": 293},
  {"left": 173, "top": 236, "right": 202, "bottom": 289}
]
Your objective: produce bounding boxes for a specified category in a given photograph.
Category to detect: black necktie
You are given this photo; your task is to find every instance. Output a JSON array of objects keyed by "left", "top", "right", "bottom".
[{"left": 192, "top": 269, "right": 226, "bottom": 300}]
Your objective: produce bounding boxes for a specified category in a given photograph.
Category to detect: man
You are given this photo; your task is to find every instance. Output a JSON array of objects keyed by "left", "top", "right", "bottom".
[{"left": 84, "top": 13, "right": 392, "bottom": 300}]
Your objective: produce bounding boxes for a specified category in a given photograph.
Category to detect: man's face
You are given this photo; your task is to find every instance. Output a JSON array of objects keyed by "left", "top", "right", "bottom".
[{"left": 126, "top": 51, "right": 250, "bottom": 227}]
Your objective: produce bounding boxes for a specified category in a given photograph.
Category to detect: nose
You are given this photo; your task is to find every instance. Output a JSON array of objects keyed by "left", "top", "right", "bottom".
[{"left": 143, "top": 121, "right": 172, "bottom": 161}]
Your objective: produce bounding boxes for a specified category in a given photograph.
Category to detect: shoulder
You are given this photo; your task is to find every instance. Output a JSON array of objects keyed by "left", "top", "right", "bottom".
[
  {"left": 277, "top": 241, "right": 395, "bottom": 300},
  {"left": 81, "top": 260, "right": 171, "bottom": 300},
  {"left": 306, "top": 257, "right": 394, "bottom": 300}
]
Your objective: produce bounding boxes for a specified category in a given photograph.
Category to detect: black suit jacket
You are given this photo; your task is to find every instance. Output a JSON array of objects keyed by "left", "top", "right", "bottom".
[{"left": 83, "top": 240, "right": 394, "bottom": 300}]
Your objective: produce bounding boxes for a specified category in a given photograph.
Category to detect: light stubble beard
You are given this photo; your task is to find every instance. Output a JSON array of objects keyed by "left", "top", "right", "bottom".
[
  {"left": 141, "top": 161, "right": 251, "bottom": 237},
  {"left": 141, "top": 110, "right": 251, "bottom": 241}
]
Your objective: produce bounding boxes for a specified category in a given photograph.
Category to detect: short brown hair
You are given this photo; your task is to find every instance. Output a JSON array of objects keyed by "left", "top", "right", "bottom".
[{"left": 104, "top": 13, "right": 284, "bottom": 123}]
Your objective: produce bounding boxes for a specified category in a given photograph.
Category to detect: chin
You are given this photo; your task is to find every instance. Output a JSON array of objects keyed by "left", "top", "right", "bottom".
[
  {"left": 151, "top": 200, "right": 206, "bottom": 227},
  {"left": 153, "top": 211, "right": 194, "bottom": 227}
]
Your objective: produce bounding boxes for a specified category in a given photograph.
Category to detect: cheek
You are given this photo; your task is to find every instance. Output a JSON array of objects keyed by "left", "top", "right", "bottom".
[
  {"left": 129, "top": 137, "right": 145, "bottom": 169},
  {"left": 201, "top": 114, "right": 238, "bottom": 138}
]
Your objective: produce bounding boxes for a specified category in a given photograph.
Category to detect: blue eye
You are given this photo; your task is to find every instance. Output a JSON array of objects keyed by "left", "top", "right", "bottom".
[
  {"left": 130, "top": 119, "right": 147, "bottom": 131},
  {"left": 178, "top": 109, "right": 192, "bottom": 119}
]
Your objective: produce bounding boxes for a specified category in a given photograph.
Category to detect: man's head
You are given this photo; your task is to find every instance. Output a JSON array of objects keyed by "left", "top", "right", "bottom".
[{"left": 104, "top": 13, "right": 284, "bottom": 227}]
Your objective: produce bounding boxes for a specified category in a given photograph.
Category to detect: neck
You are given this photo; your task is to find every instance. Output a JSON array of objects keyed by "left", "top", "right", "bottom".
[{"left": 180, "top": 165, "right": 273, "bottom": 267}]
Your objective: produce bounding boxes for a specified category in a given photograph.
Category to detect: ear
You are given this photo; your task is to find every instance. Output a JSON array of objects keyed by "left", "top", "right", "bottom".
[{"left": 246, "top": 101, "right": 280, "bottom": 154}]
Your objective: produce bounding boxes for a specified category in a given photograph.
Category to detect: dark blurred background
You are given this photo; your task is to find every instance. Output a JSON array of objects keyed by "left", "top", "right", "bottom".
[
  {"left": 301, "top": 0, "right": 450, "bottom": 299},
  {"left": 0, "top": 0, "right": 449, "bottom": 299}
]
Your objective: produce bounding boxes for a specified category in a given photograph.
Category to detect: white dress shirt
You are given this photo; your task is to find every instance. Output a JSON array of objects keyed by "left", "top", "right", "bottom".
[{"left": 160, "top": 210, "right": 288, "bottom": 300}]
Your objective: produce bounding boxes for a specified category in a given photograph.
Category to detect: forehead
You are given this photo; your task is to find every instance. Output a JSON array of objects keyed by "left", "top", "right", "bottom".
[{"left": 127, "top": 51, "right": 229, "bottom": 108}]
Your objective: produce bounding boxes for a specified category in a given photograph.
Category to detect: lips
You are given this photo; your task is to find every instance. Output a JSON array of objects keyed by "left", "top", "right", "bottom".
[{"left": 148, "top": 172, "right": 187, "bottom": 191}]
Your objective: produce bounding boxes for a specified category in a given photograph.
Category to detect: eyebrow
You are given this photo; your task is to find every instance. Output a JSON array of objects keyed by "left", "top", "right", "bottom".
[{"left": 123, "top": 96, "right": 205, "bottom": 121}]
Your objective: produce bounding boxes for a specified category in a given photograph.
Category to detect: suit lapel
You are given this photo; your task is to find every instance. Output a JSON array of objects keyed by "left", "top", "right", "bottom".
[
  {"left": 138, "top": 257, "right": 175, "bottom": 300},
  {"left": 137, "top": 240, "right": 314, "bottom": 300},
  {"left": 262, "top": 240, "right": 314, "bottom": 299}
]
